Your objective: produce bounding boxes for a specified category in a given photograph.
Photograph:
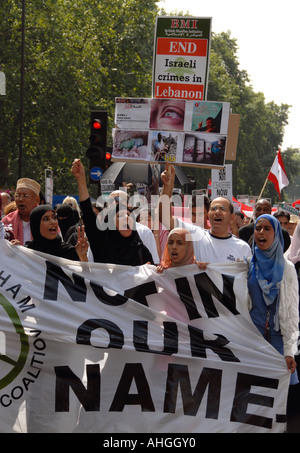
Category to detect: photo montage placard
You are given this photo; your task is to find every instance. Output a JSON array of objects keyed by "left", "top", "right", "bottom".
[{"left": 113, "top": 97, "right": 230, "bottom": 168}]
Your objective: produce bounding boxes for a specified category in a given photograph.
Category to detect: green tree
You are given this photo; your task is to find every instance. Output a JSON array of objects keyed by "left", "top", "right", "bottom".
[
  {"left": 0, "top": 0, "right": 158, "bottom": 196},
  {"left": 278, "top": 148, "right": 300, "bottom": 202}
]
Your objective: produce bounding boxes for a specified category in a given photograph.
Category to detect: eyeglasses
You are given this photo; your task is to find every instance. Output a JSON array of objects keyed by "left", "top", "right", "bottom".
[
  {"left": 41, "top": 215, "right": 58, "bottom": 222},
  {"left": 210, "top": 205, "right": 230, "bottom": 212},
  {"left": 15, "top": 193, "right": 32, "bottom": 199}
]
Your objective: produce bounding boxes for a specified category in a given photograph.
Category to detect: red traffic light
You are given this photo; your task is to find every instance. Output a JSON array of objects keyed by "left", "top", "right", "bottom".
[
  {"left": 105, "top": 152, "right": 111, "bottom": 160},
  {"left": 92, "top": 120, "right": 102, "bottom": 130}
]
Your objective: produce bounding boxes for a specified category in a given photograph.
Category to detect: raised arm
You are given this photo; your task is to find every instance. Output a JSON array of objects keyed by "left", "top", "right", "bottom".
[
  {"left": 71, "top": 158, "right": 103, "bottom": 258},
  {"left": 71, "top": 159, "right": 90, "bottom": 202},
  {"left": 158, "top": 162, "right": 176, "bottom": 231}
]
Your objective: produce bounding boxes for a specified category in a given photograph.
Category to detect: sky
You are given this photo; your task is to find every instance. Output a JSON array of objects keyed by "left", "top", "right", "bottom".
[{"left": 157, "top": 0, "right": 299, "bottom": 151}]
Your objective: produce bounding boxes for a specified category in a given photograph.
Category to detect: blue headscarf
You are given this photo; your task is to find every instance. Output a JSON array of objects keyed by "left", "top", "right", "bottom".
[{"left": 249, "top": 214, "right": 285, "bottom": 308}]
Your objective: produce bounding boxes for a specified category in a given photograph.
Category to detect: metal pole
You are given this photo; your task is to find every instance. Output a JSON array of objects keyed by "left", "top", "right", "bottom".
[{"left": 19, "top": 0, "right": 26, "bottom": 178}]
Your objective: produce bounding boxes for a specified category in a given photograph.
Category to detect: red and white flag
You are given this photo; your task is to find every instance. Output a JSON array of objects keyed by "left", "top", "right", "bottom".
[{"left": 267, "top": 150, "right": 289, "bottom": 198}]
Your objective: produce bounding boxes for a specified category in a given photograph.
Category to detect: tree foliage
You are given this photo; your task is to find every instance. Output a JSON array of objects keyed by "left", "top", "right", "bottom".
[
  {"left": 0, "top": 2, "right": 298, "bottom": 202},
  {"left": 188, "top": 31, "right": 296, "bottom": 203},
  {"left": 0, "top": 0, "right": 158, "bottom": 196}
]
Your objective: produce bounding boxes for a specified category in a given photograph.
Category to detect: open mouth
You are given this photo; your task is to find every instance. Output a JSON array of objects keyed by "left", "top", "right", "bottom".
[{"left": 257, "top": 237, "right": 266, "bottom": 243}]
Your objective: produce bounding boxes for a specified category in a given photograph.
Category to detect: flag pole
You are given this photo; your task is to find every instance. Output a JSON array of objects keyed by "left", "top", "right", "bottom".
[
  {"left": 248, "top": 151, "right": 278, "bottom": 223},
  {"left": 257, "top": 175, "right": 270, "bottom": 201},
  {"left": 257, "top": 149, "right": 280, "bottom": 201}
]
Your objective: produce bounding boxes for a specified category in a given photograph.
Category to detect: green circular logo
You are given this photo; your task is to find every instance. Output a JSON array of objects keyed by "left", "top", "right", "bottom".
[{"left": 0, "top": 294, "right": 29, "bottom": 389}]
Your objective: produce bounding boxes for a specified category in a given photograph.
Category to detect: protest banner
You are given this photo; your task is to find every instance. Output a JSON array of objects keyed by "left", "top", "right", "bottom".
[{"left": 0, "top": 240, "right": 290, "bottom": 433}]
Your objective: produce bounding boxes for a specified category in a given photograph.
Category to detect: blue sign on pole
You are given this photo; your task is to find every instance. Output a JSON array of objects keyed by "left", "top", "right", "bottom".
[{"left": 90, "top": 167, "right": 103, "bottom": 181}]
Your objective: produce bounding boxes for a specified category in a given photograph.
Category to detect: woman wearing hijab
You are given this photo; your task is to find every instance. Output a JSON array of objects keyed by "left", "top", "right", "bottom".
[
  {"left": 55, "top": 203, "right": 79, "bottom": 241},
  {"left": 25, "top": 205, "right": 88, "bottom": 261},
  {"left": 71, "top": 159, "right": 153, "bottom": 266},
  {"left": 247, "top": 214, "right": 299, "bottom": 382},
  {"left": 157, "top": 227, "right": 207, "bottom": 272},
  {"left": 88, "top": 201, "right": 154, "bottom": 265}
]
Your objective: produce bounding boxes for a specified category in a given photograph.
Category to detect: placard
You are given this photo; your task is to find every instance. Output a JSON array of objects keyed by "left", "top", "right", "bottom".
[
  {"left": 152, "top": 17, "right": 212, "bottom": 101},
  {"left": 113, "top": 98, "right": 230, "bottom": 169}
]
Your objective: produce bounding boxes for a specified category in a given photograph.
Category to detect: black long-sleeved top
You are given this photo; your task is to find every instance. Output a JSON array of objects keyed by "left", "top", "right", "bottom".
[{"left": 80, "top": 198, "right": 153, "bottom": 266}]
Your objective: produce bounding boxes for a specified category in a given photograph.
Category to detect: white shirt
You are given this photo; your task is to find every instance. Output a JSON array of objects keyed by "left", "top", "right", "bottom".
[
  {"left": 22, "top": 221, "right": 31, "bottom": 246},
  {"left": 135, "top": 222, "right": 160, "bottom": 264},
  {"left": 177, "top": 218, "right": 252, "bottom": 263}
]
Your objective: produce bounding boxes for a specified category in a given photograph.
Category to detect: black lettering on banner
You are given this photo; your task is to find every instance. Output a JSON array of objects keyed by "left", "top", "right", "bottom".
[
  {"left": 90, "top": 280, "right": 128, "bottom": 306},
  {"left": 133, "top": 321, "right": 178, "bottom": 355},
  {"left": 44, "top": 261, "right": 87, "bottom": 302},
  {"left": 23, "top": 377, "right": 35, "bottom": 390},
  {"left": 54, "top": 363, "right": 278, "bottom": 425},
  {"left": 124, "top": 281, "right": 158, "bottom": 306},
  {"left": 76, "top": 319, "right": 124, "bottom": 349},
  {"left": 17, "top": 295, "right": 35, "bottom": 312},
  {"left": 175, "top": 277, "right": 201, "bottom": 320},
  {"left": 5, "top": 283, "right": 21, "bottom": 299},
  {"left": 44, "top": 262, "right": 129, "bottom": 306},
  {"left": 110, "top": 363, "right": 155, "bottom": 412},
  {"left": 0, "top": 270, "right": 11, "bottom": 286},
  {"left": 164, "top": 364, "right": 222, "bottom": 418},
  {"left": 55, "top": 364, "right": 100, "bottom": 412},
  {"left": 230, "top": 372, "right": 279, "bottom": 429},
  {"left": 188, "top": 325, "right": 240, "bottom": 362},
  {"left": 194, "top": 273, "right": 239, "bottom": 318}
]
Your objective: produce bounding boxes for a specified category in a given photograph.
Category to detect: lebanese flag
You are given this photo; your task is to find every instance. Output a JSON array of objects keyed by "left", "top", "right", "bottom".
[{"left": 267, "top": 150, "right": 289, "bottom": 198}]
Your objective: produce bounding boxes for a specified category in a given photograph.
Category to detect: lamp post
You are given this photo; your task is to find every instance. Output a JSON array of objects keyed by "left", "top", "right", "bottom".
[{"left": 18, "top": 0, "right": 26, "bottom": 178}]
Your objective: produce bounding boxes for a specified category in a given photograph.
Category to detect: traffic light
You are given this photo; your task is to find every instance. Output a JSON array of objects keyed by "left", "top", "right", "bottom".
[
  {"left": 105, "top": 146, "right": 112, "bottom": 167},
  {"left": 86, "top": 110, "right": 108, "bottom": 183}
]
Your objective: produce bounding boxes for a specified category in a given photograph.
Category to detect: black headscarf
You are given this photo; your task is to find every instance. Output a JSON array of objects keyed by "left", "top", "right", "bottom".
[
  {"left": 85, "top": 201, "right": 153, "bottom": 266},
  {"left": 55, "top": 203, "right": 78, "bottom": 240},
  {"left": 26, "top": 204, "right": 79, "bottom": 260}
]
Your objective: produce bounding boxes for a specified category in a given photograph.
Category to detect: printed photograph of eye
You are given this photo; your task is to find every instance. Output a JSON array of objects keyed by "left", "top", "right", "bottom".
[{"left": 149, "top": 99, "right": 186, "bottom": 131}]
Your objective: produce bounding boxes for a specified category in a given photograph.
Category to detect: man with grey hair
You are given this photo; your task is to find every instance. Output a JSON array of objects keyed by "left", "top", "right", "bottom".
[
  {"left": 0, "top": 192, "right": 11, "bottom": 218},
  {"left": 2, "top": 178, "right": 40, "bottom": 245}
]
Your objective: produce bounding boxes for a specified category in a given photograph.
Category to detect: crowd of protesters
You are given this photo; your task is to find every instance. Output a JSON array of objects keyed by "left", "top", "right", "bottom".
[{"left": 0, "top": 160, "right": 300, "bottom": 431}]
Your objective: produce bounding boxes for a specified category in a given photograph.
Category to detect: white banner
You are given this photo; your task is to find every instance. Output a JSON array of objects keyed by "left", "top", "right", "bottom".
[{"left": 0, "top": 240, "right": 290, "bottom": 433}]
